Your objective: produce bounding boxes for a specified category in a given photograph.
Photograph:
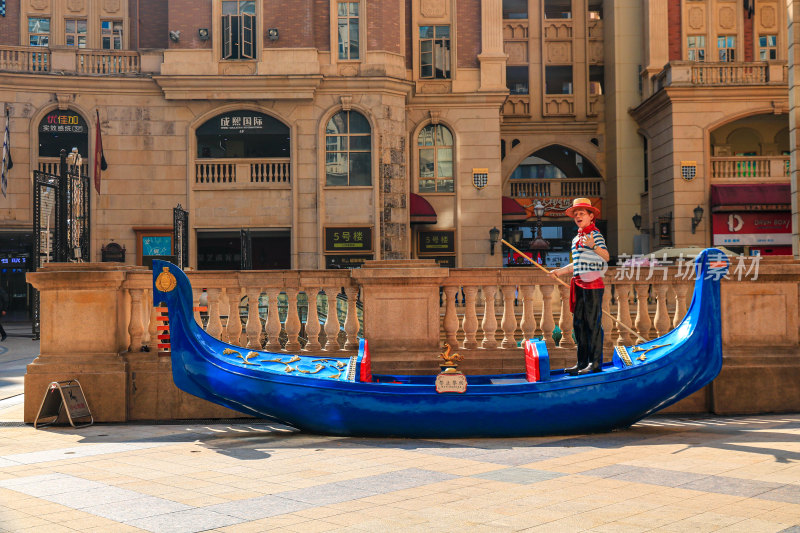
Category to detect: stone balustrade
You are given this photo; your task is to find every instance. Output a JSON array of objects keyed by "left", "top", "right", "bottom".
[
  {"left": 195, "top": 158, "right": 291, "bottom": 187},
  {"left": 0, "top": 45, "right": 162, "bottom": 75},
  {"left": 25, "top": 258, "right": 800, "bottom": 423},
  {"left": 710, "top": 155, "right": 790, "bottom": 181}
]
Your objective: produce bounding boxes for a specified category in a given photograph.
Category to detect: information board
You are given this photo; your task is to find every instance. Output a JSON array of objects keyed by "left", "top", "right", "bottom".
[
  {"left": 418, "top": 230, "right": 455, "bottom": 254},
  {"left": 325, "top": 254, "right": 373, "bottom": 269}
]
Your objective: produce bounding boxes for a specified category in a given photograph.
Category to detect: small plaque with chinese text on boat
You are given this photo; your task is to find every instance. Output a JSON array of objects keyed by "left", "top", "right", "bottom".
[{"left": 435, "top": 371, "right": 467, "bottom": 393}]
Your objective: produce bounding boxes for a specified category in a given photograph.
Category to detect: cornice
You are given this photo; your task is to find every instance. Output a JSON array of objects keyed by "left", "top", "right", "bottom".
[
  {"left": 0, "top": 72, "right": 162, "bottom": 95},
  {"left": 153, "top": 74, "right": 324, "bottom": 100}
]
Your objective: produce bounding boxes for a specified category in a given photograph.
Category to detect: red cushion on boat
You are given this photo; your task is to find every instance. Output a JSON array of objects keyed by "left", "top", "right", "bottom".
[{"left": 357, "top": 339, "right": 372, "bottom": 382}]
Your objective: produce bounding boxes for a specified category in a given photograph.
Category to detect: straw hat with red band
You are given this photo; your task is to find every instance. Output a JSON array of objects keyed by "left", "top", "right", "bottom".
[{"left": 565, "top": 197, "right": 600, "bottom": 218}]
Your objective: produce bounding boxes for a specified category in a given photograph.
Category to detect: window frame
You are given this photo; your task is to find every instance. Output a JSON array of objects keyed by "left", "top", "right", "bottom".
[
  {"left": 324, "top": 110, "right": 373, "bottom": 188},
  {"left": 417, "top": 124, "right": 455, "bottom": 194},
  {"left": 336, "top": 1, "right": 361, "bottom": 61},
  {"left": 100, "top": 19, "right": 124, "bottom": 50},
  {"left": 419, "top": 25, "right": 452, "bottom": 80},
  {"left": 687, "top": 35, "right": 706, "bottom": 62},
  {"left": 759, "top": 34, "right": 777, "bottom": 61},
  {"left": 717, "top": 35, "right": 736, "bottom": 62},
  {"left": 221, "top": 0, "right": 257, "bottom": 60},
  {"left": 28, "top": 17, "right": 50, "bottom": 47},
  {"left": 64, "top": 18, "right": 87, "bottom": 48}
]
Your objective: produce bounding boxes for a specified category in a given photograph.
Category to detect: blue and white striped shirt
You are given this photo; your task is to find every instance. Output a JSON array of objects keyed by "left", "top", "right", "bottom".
[{"left": 572, "top": 230, "right": 607, "bottom": 282}]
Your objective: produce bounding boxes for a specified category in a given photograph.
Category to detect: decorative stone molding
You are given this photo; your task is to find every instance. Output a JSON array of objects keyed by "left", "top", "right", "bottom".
[
  {"left": 420, "top": 0, "right": 446, "bottom": 19},
  {"left": 104, "top": 0, "right": 121, "bottom": 13},
  {"left": 340, "top": 95, "right": 352, "bottom": 111},
  {"left": 688, "top": 7, "right": 704, "bottom": 30},
  {"left": 429, "top": 110, "right": 440, "bottom": 124},
  {"left": 418, "top": 82, "right": 449, "bottom": 94},
  {"left": 30, "top": 0, "right": 48, "bottom": 10},
  {"left": 719, "top": 7, "right": 735, "bottom": 30},
  {"left": 761, "top": 5, "right": 776, "bottom": 28},
  {"left": 56, "top": 93, "right": 75, "bottom": 110},
  {"left": 67, "top": 0, "right": 85, "bottom": 12},
  {"left": 547, "top": 42, "right": 572, "bottom": 64}
]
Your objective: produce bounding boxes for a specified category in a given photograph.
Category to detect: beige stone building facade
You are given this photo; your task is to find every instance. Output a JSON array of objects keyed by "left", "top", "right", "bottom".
[{"left": 3, "top": 0, "right": 798, "bottom": 320}]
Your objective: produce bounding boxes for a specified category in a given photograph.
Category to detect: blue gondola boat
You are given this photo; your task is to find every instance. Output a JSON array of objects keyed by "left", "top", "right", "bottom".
[{"left": 152, "top": 249, "right": 728, "bottom": 438}]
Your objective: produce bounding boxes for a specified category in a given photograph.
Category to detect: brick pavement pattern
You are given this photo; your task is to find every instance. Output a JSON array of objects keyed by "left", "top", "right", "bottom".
[{"left": 0, "top": 397, "right": 799, "bottom": 532}]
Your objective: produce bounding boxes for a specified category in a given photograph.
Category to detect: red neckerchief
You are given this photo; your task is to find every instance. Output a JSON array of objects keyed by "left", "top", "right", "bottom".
[{"left": 574, "top": 222, "right": 598, "bottom": 251}]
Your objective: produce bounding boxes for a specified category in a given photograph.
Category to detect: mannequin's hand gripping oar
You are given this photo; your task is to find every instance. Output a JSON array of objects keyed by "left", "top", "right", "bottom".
[{"left": 500, "top": 238, "right": 647, "bottom": 344}]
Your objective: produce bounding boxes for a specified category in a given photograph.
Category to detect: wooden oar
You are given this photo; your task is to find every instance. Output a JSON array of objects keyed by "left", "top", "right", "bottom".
[{"left": 501, "top": 238, "right": 647, "bottom": 344}]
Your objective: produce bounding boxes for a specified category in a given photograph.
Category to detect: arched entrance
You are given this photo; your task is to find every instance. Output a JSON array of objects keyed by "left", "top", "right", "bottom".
[
  {"left": 37, "top": 109, "right": 89, "bottom": 175},
  {"left": 193, "top": 109, "right": 292, "bottom": 270},
  {"left": 503, "top": 145, "right": 604, "bottom": 267}
]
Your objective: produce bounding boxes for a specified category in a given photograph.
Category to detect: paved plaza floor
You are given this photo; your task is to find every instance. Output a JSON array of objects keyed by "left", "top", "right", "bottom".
[{"left": 1, "top": 326, "right": 799, "bottom": 532}]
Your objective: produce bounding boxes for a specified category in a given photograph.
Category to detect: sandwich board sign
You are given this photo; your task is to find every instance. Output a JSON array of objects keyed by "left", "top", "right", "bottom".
[{"left": 34, "top": 380, "right": 93, "bottom": 429}]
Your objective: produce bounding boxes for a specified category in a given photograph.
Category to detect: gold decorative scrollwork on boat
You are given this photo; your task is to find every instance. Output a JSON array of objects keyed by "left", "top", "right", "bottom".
[{"left": 155, "top": 267, "right": 177, "bottom": 293}]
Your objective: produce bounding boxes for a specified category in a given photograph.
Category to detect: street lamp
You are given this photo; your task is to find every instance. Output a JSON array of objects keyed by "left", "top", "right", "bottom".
[
  {"left": 691, "top": 205, "right": 704, "bottom": 234},
  {"left": 632, "top": 213, "right": 642, "bottom": 231},
  {"left": 530, "top": 200, "right": 549, "bottom": 251},
  {"left": 489, "top": 227, "right": 500, "bottom": 255}
]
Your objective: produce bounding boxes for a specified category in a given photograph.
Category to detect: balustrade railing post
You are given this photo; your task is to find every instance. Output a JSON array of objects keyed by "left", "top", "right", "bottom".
[
  {"left": 500, "top": 285, "right": 518, "bottom": 348},
  {"left": 673, "top": 282, "right": 690, "bottom": 329},
  {"left": 128, "top": 288, "right": 145, "bottom": 352},
  {"left": 557, "top": 285, "right": 575, "bottom": 348},
  {"left": 481, "top": 285, "right": 499, "bottom": 349},
  {"left": 601, "top": 286, "right": 613, "bottom": 349},
  {"left": 462, "top": 286, "right": 479, "bottom": 349},
  {"left": 245, "top": 287, "right": 262, "bottom": 349},
  {"left": 284, "top": 288, "right": 302, "bottom": 352},
  {"left": 304, "top": 288, "right": 322, "bottom": 351},
  {"left": 653, "top": 283, "right": 671, "bottom": 338},
  {"left": 192, "top": 288, "right": 203, "bottom": 327},
  {"left": 615, "top": 284, "right": 633, "bottom": 345},
  {"left": 323, "top": 286, "right": 341, "bottom": 351},
  {"left": 205, "top": 288, "right": 224, "bottom": 340},
  {"left": 264, "top": 288, "right": 282, "bottom": 351},
  {"left": 538, "top": 284, "right": 556, "bottom": 349},
  {"left": 634, "top": 284, "right": 652, "bottom": 340},
  {"left": 519, "top": 285, "right": 537, "bottom": 341},
  {"left": 226, "top": 287, "right": 243, "bottom": 346},
  {"left": 343, "top": 286, "right": 360, "bottom": 350},
  {"left": 443, "top": 286, "right": 460, "bottom": 348}
]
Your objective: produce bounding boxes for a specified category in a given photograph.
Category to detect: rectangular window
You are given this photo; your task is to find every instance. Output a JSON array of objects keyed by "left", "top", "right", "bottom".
[
  {"left": 759, "top": 34, "right": 777, "bottom": 60},
  {"left": 545, "top": 65, "right": 573, "bottom": 94},
  {"left": 687, "top": 35, "right": 705, "bottom": 61},
  {"left": 28, "top": 17, "right": 50, "bottom": 47},
  {"left": 718, "top": 35, "right": 735, "bottom": 62},
  {"left": 101, "top": 20, "right": 123, "bottom": 50},
  {"left": 419, "top": 26, "right": 451, "bottom": 79},
  {"left": 65, "top": 19, "right": 87, "bottom": 48},
  {"left": 337, "top": 2, "right": 360, "bottom": 60},
  {"left": 222, "top": 0, "right": 256, "bottom": 60}
]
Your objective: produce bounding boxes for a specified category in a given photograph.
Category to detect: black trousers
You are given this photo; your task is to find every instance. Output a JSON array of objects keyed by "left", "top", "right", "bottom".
[{"left": 573, "top": 285, "right": 604, "bottom": 368}]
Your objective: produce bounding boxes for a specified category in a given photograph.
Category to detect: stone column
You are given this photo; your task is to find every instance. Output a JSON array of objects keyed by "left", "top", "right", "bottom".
[
  {"left": 351, "top": 260, "right": 447, "bottom": 373},
  {"left": 478, "top": 0, "right": 508, "bottom": 91},
  {"left": 24, "top": 263, "right": 137, "bottom": 423},
  {"left": 789, "top": 0, "right": 800, "bottom": 258}
]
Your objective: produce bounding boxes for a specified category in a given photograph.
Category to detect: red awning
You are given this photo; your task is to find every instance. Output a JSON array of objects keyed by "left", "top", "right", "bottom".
[
  {"left": 410, "top": 193, "right": 437, "bottom": 225},
  {"left": 502, "top": 196, "right": 529, "bottom": 221},
  {"left": 711, "top": 184, "right": 790, "bottom": 207}
]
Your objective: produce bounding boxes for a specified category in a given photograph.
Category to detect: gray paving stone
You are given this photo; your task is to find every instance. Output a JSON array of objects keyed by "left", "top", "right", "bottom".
[
  {"left": 613, "top": 466, "right": 708, "bottom": 488},
  {"left": 0, "top": 473, "right": 107, "bottom": 497},
  {"left": 125, "top": 508, "right": 245, "bottom": 533},
  {"left": 278, "top": 482, "right": 376, "bottom": 505},
  {"left": 758, "top": 484, "right": 800, "bottom": 504},
  {"left": 81, "top": 495, "right": 192, "bottom": 522},
  {"left": 779, "top": 527, "right": 800, "bottom": 533},
  {"left": 0, "top": 473, "right": 65, "bottom": 488},
  {"left": 46, "top": 486, "right": 145, "bottom": 508},
  {"left": 205, "top": 495, "right": 314, "bottom": 520},
  {"left": 336, "top": 468, "right": 457, "bottom": 492},
  {"left": 472, "top": 467, "right": 566, "bottom": 485},
  {"left": 678, "top": 475, "right": 784, "bottom": 497},
  {"left": 579, "top": 464, "right": 640, "bottom": 478}
]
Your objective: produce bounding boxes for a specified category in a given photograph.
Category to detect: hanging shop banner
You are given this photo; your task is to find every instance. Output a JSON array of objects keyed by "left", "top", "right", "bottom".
[
  {"left": 417, "top": 230, "right": 455, "bottom": 254},
  {"left": 713, "top": 212, "right": 792, "bottom": 246},
  {"left": 324, "top": 227, "right": 373, "bottom": 253},
  {"left": 514, "top": 197, "right": 602, "bottom": 218}
]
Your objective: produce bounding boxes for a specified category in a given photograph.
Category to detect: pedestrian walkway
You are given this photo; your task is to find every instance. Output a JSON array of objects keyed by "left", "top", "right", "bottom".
[{"left": 0, "top": 391, "right": 799, "bottom": 533}]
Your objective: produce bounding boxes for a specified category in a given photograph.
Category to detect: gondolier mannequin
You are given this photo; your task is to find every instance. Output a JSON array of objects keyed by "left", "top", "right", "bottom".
[{"left": 550, "top": 198, "right": 610, "bottom": 375}]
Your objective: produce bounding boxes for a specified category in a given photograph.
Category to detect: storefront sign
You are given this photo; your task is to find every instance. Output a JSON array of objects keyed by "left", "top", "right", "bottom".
[
  {"left": 39, "top": 110, "right": 86, "bottom": 134},
  {"left": 418, "top": 230, "right": 455, "bottom": 254},
  {"left": 713, "top": 212, "right": 792, "bottom": 246},
  {"left": 514, "top": 197, "right": 602, "bottom": 218},
  {"left": 197, "top": 110, "right": 280, "bottom": 135},
  {"left": 325, "top": 227, "right": 372, "bottom": 252},
  {"left": 426, "top": 255, "right": 456, "bottom": 268},
  {"left": 0, "top": 257, "right": 27, "bottom": 265},
  {"left": 325, "top": 254, "right": 373, "bottom": 269}
]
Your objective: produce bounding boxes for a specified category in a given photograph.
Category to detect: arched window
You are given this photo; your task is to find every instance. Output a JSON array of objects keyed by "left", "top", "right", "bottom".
[
  {"left": 196, "top": 110, "right": 289, "bottom": 158},
  {"left": 325, "top": 110, "right": 371, "bottom": 186},
  {"left": 417, "top": 124, "right": 453, "bottom": 193}
]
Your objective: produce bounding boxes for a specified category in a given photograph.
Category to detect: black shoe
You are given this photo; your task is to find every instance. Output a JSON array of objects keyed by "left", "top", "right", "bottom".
[
  {"left": 577, "top": 362, "right": 602, "bottom": 375},
  {"left": 565, "top": 364, "right": 582, "bottom": 376},
  {"left": 0, "top": 334, "right": 6, "bottom": 342}
]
